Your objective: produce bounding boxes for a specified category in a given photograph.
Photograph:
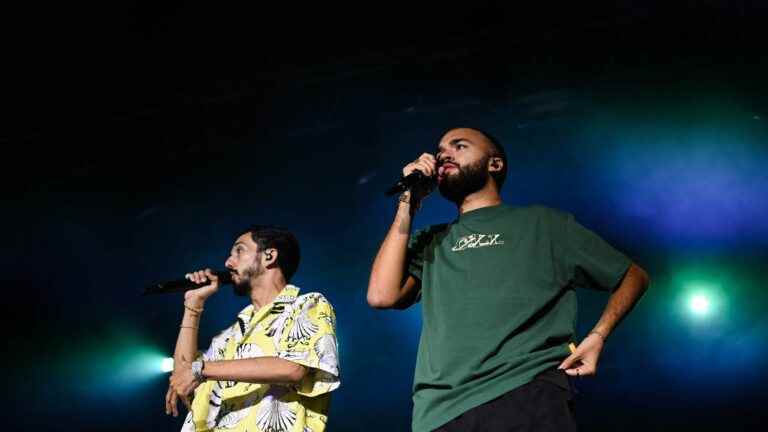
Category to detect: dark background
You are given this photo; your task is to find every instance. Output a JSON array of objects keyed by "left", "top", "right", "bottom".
[{"left": 3, "top": 1, "right": 767, "bottom": 430}]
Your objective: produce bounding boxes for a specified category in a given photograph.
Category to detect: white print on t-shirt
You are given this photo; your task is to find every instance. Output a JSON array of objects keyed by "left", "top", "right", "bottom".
[{"left": 451, "top": 233, "right": 505, "bottom": 252}]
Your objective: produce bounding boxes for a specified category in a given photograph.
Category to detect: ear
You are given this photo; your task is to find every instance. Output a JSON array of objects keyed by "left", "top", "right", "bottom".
[
  {"left": 488, "top": 156, "right": 504, "bottom": 173},
  {"left": 262, "top": 248, "right": 278, "bottom": 267}
]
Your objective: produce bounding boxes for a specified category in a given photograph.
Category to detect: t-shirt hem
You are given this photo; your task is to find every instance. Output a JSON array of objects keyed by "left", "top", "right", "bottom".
[{"left": 412, "top": 363, "right": 562, "bottom": 432}]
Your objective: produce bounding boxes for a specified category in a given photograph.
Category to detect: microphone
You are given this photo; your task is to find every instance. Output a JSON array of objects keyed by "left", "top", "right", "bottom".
[
  {"left": 384, "top": 170, "right": 434, "bottom": 196},
  {"left": 143, "top": 270, "right": 234, "bottom": 295}
]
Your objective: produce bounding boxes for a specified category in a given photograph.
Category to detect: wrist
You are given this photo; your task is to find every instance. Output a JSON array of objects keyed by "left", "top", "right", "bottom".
[
  {"left": 184, "top": 299, "right": 205, "bottom": 311},
  {"left": 191, "top": 359, "right": 206, "bottom": 382},
  {"left": 398, "top": 191, "right": 422, "bottom": 212},
  {"left": 588, "top": 329, "right": 607, "bottom": 341}
]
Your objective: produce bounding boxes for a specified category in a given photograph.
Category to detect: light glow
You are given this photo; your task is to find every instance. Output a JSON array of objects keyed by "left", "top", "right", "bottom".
[
  {"left": 161, "top": 357, "right": 175, "bottom": 373},
  {"left": 689, "top": 294, "right": 711, "bottom": 316}
]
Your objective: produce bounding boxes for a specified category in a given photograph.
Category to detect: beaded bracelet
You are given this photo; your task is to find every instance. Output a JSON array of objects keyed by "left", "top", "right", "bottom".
[{"left": 184, "top": 303, "right": 204, "bottom": 314}]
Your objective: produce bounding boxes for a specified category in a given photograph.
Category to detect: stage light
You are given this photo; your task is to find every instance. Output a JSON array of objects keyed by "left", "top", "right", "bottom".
[
  {"left": 689, "top": 294, "right": 711, "bottom": 316},
  {"left": 128, "top": 350, "right": 175, "bottom": 380},
  {"left": 681, "top": 280, "right": 723, "bottom": 322},
  {"left": 162, "top": 357, "right": 175, "bottom": 373},
  {"left": 71, "top": 344, "right": 175, "bottom": 398}
]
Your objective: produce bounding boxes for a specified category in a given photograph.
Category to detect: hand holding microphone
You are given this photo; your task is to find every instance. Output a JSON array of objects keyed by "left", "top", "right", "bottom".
[
  {"left": 143, "top": 268, "right": 233, "bottom": 297},
  {"left": 183, "top": 268, "right": 222, "bottom": 305},
  {"left": 385, "top": 153, "right": 438, "bottom": 199},
  {"left": 404, "top": 153, "right": 437, "bottom": 179}
]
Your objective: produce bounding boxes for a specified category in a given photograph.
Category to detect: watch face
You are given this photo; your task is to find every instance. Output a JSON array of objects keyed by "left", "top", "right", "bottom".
[{"left": 192, "top": 361, "right": 202, "bottom": 379}]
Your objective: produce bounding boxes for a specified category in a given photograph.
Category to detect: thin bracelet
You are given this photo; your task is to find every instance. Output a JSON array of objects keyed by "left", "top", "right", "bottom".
[
  {"left": 588, "top": 330, "right": 607, "bottom": 340},
  {"left": 184, "top": 303, "right": 204, "bottom": 314},
  {"left": 399, "top": 192, "right": 422, "bottom": 210},
  {"left": 180, "top": 325, "right": 199, "bottom": 330}
]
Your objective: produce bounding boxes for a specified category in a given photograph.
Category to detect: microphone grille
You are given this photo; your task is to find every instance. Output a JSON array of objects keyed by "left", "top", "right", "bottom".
[{"left": 215, "top": 270, "right": 233, "bottom": 285}]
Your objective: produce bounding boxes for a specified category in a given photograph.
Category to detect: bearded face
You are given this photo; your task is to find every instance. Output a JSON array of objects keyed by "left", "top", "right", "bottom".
[
  {"left": 438, "top": 155, "right": 491, "bottom": 203},
  {"left": 232, "top": 255, "right": 265, "bottom": 296}
]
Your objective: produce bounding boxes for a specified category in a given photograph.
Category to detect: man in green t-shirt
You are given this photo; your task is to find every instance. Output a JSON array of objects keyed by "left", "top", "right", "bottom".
[{"left": 367, "top": 127, "right": 650, "bottom": 432}]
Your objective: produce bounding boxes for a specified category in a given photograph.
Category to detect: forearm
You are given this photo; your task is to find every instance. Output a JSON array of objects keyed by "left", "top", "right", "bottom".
[
  {"left": 367, "top": 198, "right": 414, "bottom": 308},
  {"left": 592, "top": 263, "right": 650, "bottom": 338},
  {"left": 202, "top": 357, "right": 307, "bottom": 385},
  {"left": 173, "top": 301, "right": 204, "bottom": 363}
]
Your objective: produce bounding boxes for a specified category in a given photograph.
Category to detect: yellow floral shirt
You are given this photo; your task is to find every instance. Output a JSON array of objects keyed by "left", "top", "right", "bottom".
[{"left": 181, "top": 285, "right": 340, "bottom": 432}]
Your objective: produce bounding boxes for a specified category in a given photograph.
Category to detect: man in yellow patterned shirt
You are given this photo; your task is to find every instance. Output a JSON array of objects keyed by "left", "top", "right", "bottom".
[{"left": 165, "top": 225, "right": 340, "bottom": 432}]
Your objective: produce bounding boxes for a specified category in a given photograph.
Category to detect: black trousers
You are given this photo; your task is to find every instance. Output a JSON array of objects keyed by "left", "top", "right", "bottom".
[{"left": 432, "top": 369, "right": 577, "bottom": 432}]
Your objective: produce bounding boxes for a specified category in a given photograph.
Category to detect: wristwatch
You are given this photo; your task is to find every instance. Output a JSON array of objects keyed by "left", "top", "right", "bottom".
[{"left": 191, "top": 359, "right": 206, "bottom": 382}]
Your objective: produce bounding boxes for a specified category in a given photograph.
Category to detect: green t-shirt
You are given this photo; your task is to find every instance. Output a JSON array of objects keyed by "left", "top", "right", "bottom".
[{"left": 407, "top": 204, "right": 631, "bottom": 432}]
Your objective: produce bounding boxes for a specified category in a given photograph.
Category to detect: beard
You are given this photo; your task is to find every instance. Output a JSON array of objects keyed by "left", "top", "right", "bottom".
[
  {"left": 232, "top": 262, "right": 264, "bottom": 297},
  {"left": 438, "top": 155, "right": 491, "bottom": 203}
]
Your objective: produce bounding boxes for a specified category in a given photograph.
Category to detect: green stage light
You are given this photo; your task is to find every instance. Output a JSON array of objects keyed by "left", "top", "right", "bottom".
[
  {"left": 75, "top": 345, "right": 174, "bottom": 394},
  {"left": 162, "top": 357, "right": 175, "bottom": 373},
  {"left": 126, "top": 349, "right": 174, "bottom": 380},
  {"left": 689, "top": 294, "right": 711, "bottom": 316},
  {"left": 61, "top": 327, "right": 187, "bottom": 399},
  {"left": 681, "top": 280, "right": 723, "bottom": 322}
]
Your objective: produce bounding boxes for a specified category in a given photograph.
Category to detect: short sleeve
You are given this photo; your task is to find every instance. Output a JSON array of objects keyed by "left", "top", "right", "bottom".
[
  {"left": 407, "top": 228, "right": 428, "bottom": 281},
  {"left": 201, "top": 324, "right": 237, "bottom": 362},
  {"left": 406, "top": 224, "right": 448, "bottom": 281},
  {"left": 556, "top": 211, "right": 632, "bottom": 291},
  {"left": 277, "top": 294, "right": 340, "bottom": 397}
]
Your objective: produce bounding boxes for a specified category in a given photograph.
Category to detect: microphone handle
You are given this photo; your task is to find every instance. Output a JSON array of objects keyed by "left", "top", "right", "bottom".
[
  {"left": 385, "top": 170, "right": 429, "bottom": 196},
  {"left": 143, "top": 270, "right": 233, "bottom": 295}
]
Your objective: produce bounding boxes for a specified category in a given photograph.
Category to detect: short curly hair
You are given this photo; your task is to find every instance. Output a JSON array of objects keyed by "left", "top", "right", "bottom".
[{"left": 238, "top": 225, "right": 301, "bottom": 282}]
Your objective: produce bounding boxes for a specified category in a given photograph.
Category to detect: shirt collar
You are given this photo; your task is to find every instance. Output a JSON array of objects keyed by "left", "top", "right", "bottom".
[
  {"left": 273, "top": 284, "right": 300, "bottom": 304},
  {"left": 236, "top": 284, "right": 301, "bottom": 321}
]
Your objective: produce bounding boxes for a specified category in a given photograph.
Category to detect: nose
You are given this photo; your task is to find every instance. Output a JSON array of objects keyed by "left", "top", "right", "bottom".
[{"left": 225, "top": 257, "right": 235, "bottom": 270}]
